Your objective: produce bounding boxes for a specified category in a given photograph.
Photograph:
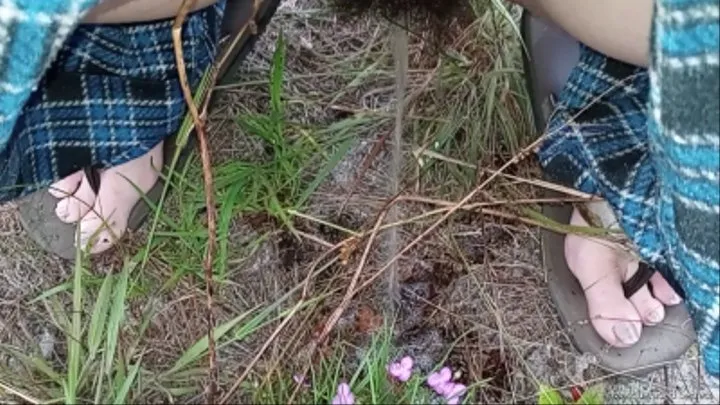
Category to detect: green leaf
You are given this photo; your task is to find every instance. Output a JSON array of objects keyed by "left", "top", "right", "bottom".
[
  {"left": 29, "top": 281, "right": 72, "bottom": 304},
  {"left": 0, "top": 345, "right": 63, "bottom": 384},
  {"left": 65, "top": 249, "right": 85, "bottom": 405},
  {"left": 104, "top": 261, "right": 133, "bottom": 374},
  {"left": 297, "top": 137, "right": 356, "bottom": 207},
  {"left": 88, "top": 275, "right": 114, "bottom": 360},
  {"left": 270, "top": 30, "right": 286, "bottom": 121},
  {"left": 575, "top": 385, "right": 604, "bottom": 404},
  {"left": 164, "top": 308, "right": 257, "bottom": 376},
  {"left": 113, "top": 359, "right": 141, "bottom": 404},
  {"left": 538, "top": 385, "right": 566, "bottom": 405}
]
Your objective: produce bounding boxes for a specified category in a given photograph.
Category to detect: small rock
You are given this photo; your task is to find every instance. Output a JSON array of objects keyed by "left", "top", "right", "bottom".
[{"left": 39, "top": 329, "right": 55, "bottom": 359}]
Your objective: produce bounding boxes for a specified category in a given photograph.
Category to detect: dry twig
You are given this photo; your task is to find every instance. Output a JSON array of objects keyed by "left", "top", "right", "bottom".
[{"left": 171, "top": 0, "right": 218, "bottom": 401}]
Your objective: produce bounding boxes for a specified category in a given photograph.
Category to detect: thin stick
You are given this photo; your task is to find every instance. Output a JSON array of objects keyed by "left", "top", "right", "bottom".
[
  {"left": 171, "top": 0, "right": 218, "bottom": 402},
  {"left": 386, "top": 25, "right": 408, "bottom": 305},
  {"left": 315, "top": 208, "right": 389, "bottom": 345},
  {"left": 0, "top": 381, "right": 40, "bottom": 404}
]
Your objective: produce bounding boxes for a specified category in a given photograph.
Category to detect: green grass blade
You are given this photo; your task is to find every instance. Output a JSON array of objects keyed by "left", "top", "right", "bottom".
[
  {"left": 270, "top": 31, "right": 286, "bottom": 121},
  {"left": 538, "top": 384, "right": 566, "bottom": 405},
  {"left": 87, "top": 275, "right": 114, "bottom": 360},
  {"left": 104, "top": 261, "right": 133, "bottom": 374},
  {"left": 164, "top": 307, "right": 258, "bottom": 376},
  {"left": 296, "top": 137, "right": 355, "bottom": 207},
  {"left": 65, "top": 249, "right": 84, "bottom": 404},
  {"left": 0, "top": 345, "right": 63, "bottom": 384},
  {"left": 113, "top": 359, "right": 142, "bottom": 404},
  {"left": 29, "top": 281, "right": 72, "bottom": 304}
]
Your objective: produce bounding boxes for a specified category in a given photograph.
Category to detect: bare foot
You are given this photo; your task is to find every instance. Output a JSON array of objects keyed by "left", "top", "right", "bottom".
[
  {"left": 564, "top": 202, "right": 683, "bottom": 347},
  {"left": 48, "top": 142, "right": 163, "bottom": 255}
]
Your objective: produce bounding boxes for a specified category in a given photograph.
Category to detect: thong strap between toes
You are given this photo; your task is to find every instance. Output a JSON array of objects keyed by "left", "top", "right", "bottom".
[
  {"left": 622, "top": 262, "right": 656, "bottom": 298},
  {"left": 83, "top": 166, "right": 102, "bottom": 195}
]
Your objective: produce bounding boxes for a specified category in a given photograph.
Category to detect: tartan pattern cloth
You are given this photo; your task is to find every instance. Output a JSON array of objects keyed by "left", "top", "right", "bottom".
[
  {"left": 649, "top": 0, "right": 719, "bottom": 387},
  {"left": 538, "top": 0, "right": 719, "bottom": 385},
  {"left": 0, "top": 1, "right": 227, "bottom": 202},
  {"left": 0, "top": 0, "right": 101, "bottom": 147}
]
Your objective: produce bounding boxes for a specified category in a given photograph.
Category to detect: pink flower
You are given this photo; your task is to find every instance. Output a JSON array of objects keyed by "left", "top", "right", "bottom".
[
  {"left": 444, "top": 383, "right": 467, "bottom": 404},
  {"left": 331, "top": 382, "right": 355, "bottom": 405},
  {"left": 387, "top": 356, "right": 414, "bottom": 382},
  {"left": 427, "top": 367, "right": 467, "bottom": 404},
  {"left": 427, "top": 367, "right": 452, "bottom": 393}
]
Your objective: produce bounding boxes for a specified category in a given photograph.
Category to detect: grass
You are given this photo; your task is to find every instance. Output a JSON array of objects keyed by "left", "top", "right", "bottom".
[
  {"left": 0, "top": 0, "right": 645, "bottom": 404},
  {"left": 245, "top": 320, "right": 491, "bottom": 405}
]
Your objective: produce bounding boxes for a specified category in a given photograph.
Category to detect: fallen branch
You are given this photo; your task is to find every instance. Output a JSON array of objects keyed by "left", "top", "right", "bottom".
[{"left": 171, "top": 0, "right": 218, "bottom": 402}]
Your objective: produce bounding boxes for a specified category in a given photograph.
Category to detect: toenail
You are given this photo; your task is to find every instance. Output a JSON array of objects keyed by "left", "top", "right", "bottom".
[
  {"left": 646, "top": 307, "right": 664, "bottom": 324},
  {"left": 56, "top": 201, "right": 69, "bottom": 218},
  {"left": 613, "top": 323, "right": 640, "bottom": 345}
]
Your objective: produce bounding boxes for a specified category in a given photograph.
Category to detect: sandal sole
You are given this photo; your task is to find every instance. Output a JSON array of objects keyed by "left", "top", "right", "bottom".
[{"left": 522, "top": 10, "right": 695, "bottom": 376}]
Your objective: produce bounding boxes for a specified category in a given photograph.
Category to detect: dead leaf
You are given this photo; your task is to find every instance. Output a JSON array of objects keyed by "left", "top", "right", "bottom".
[
  {"left": 340, "top": 237, "right": 359, "bottom": 266},
  {"left": 355, "top": 306, "right": 383, "bottom": 334}
]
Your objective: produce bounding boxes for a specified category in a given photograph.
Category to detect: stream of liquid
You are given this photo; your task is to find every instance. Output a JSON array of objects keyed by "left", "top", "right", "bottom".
[{"left": 386, "top": 25, "right": 408, "bottom": 306}]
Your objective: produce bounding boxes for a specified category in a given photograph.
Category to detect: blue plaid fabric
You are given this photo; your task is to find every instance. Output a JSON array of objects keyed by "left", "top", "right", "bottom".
[
  {"left": 0, "top": 0, "right": 101, "bottom": 147},
  {"left": 0, "top": 1, "right": 227, "bottom": 202},
  {"left": 649, "top": 0, "right": 719, "bottom": 388},
  {"left": 538, "top": 0, "right": 719, "bottom": 385}
]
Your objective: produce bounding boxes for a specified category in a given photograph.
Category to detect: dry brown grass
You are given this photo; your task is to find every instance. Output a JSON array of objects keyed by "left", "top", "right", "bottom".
[{"left": 0, "top": 0, "right": 715, "bottom": 404}]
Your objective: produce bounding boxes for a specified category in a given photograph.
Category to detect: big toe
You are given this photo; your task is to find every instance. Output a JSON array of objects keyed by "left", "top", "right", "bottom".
[
  {"left": 55, "top": 173, "right": 97, "bottom": 223},
  {"left": 585, "top": 286, "right": 644, "bottom": 347},
  {"left": 49, "top": 171, "right": 84, "bottom": 199},
  {"left": 77, "top": 212, "right": 125, "bottom": 255},
  {"left": 628, "top": 284, "right": 666, "bottom": 326},
  {"left": 623, "top": 261, "right": 668, "bottom": 326}
]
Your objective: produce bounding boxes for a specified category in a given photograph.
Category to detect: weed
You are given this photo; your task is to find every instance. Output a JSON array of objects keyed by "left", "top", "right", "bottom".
[
  {"left": 0, "top": 258, "right": 134, "bottom": 404},
  {"left": 538, "top": 384, "right": 605, "bottom": 405},
  {"left": 153, "top": 31, "right": 356, "bottom": 282},
  {"left": 251, "top": 323, "right": 479, "bottom": 405}
]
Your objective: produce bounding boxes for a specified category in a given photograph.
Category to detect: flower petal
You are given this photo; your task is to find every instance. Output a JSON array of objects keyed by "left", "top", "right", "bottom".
[
  {"left": 332, "top": 383, "right": 355, "bottom": 405},
  {"left": 439, "top": 367, "right": 452, "bottom": 381},
  {"left": 428, "top": 366, "right": 452, "bottom": 388},
  {"left": 338, "top": 383, "right": 351, "bottom": 396},
  {"left": 445, "top": 383, "right": 467, "bottom": 400},
  {"left": 427, "top": 372, "right": 442, "bottom": 388},
  {"left": 388, "top": 363, "right": 401, "bottom": 377},
  {"left": 400, "top": 356, "right": 414, "bottom": 370},
  {"left": 436, "top": 381, "right": 455, "bottom": 396},
  {"left": 446, "top": 396, "right": 460, "bottom": 405}
]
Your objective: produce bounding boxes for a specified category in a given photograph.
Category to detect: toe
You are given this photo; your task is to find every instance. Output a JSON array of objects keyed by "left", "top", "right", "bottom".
[
  {"left": 77, "top": 213, "right": 122, "bottom": 255},
  {"left": 624, "top": 261, "right": 667, "bottom": 326},
  {"left": 48, "top": 171, "right": 84, "bottom": 199},
  {"left": 627, "top": 284, "right": 666, "bottom": 326},
  {"left": 584, "top": 280, "right": 644, "bottom": 347},
  {"left": 649, "top": 272, "right": 683, "bottom": 306},
  {"left": 55, "top": 173, "right": 97, "bottom": 223},
  {"left": 566, "top": 208, "right": 644, "bottom": 348}
]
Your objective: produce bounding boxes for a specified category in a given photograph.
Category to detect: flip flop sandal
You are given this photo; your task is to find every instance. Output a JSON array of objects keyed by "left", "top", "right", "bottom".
[
  {"left": 521, "top": 10, "right": 696, "bottom": 376},
  {"left": 18, "top": 0, "right": 281, "bottom": 260}
]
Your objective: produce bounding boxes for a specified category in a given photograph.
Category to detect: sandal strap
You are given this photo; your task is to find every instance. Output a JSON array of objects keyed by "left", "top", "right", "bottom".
[
  {"left": 622, "top": 262, "right": 656, "bottom": 298},
  {"left": 83, "top": 166, "right": 102, "bottom": 195}
]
